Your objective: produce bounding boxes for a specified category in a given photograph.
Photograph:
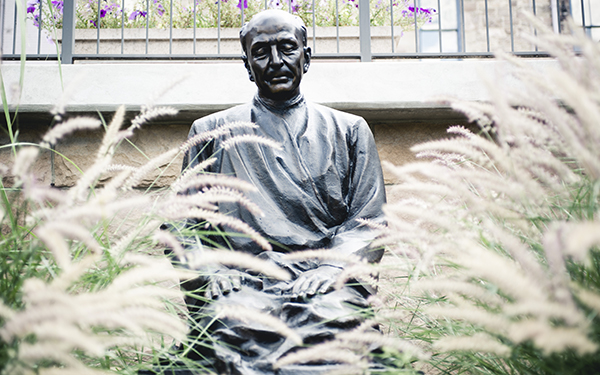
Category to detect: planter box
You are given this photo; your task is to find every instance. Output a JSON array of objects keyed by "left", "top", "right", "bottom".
[{"left": 68, "top": 26, "right": 417, "bottom": 56}]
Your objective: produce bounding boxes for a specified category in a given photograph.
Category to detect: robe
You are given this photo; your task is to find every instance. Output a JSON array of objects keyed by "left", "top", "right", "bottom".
[{"left": 179, "top": 94, "right": 386, "bottom": 375}]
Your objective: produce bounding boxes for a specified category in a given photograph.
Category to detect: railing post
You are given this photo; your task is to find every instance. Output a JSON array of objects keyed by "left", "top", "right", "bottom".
[
  {"left": 359, "top": 0, "right": 371, "bottom": 62},
  {"left": 61, "top": 0, "right": 76, "bottom": 64}
]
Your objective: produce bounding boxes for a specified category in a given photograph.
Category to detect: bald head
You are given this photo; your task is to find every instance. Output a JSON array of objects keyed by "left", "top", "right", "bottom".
[{"left": 240, "top": 10, "right": 307, "bottom": 57}]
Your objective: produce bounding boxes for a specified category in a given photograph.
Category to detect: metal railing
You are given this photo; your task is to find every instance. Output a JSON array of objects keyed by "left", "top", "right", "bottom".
[{"left": 0, "top": 0, "right": 586, "bottom": 64}]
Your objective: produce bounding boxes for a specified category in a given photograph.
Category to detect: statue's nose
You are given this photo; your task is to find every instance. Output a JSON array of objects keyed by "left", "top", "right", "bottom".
[{"left": 269, "top": 45, "right": 283, "bottom": 67}]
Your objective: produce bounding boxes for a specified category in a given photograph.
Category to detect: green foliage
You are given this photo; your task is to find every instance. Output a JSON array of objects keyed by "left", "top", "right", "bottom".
[{"left": 27, "top": 0, "right": 435, "bottom": 32}]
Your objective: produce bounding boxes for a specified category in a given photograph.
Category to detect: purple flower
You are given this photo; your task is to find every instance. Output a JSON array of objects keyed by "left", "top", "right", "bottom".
[
  {"left": 237, "top": 0, "right": 248, "bottom": 10},
  {"left": 51, "top": 0, "right": 63, "bottom": 11},
  {"left": 157, "top": 3, "right": 165, "bottom": 15},
  {"left": 129, "top": 9, "right": 147, "bottom": 20},
  {"left": 27, "top": 0, "right": 38, "bottom": 14},
  {"left": 99, "top": 8, "right": 106, "bottom": 18},
  {"left": 407, "top": 6, "right": 435, "bottom": 14},
  {"left": 268, "top": 0, "right": 282, "bottom": 8}
]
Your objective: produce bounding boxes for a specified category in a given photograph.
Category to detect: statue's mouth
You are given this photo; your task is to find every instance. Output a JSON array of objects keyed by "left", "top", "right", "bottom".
[{"left": 270, "top": 75, "right": 290, "bottom": 84}]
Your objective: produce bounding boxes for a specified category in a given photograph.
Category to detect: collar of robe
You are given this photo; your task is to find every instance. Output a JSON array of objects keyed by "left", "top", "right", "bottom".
[{"left": 255, "top": 92, "right": 305, "bottom": 114}]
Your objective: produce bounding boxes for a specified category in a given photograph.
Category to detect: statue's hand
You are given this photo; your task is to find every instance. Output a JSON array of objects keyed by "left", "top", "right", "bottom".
[
  {"left": 206, "top": 268, "right": 244, "bottom": 299},
  {"left": 289, "top": 265, "right": 342, "bottom": 300}
]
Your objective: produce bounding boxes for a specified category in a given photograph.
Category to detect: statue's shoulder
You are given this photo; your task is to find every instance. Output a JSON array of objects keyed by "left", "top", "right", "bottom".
[
  {"left": 190, "top": 102, "right": 253, "bottom": 133},
  {"left": 307, "top": 101, "right": 369, "bottom": 131}
]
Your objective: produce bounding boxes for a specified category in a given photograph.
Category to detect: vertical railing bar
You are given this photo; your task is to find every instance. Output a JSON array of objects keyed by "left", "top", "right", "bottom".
[
  {"left": 580, "top": 0, "right": 587, "bottom": 36},
  {"left": 288, "top": 0, "right": 292, "bottom": 13},
  {"left": 413, "top": 0, "right": 418, "bottom": 53},
  {"left": 37, "top": 0, "right": 43, "bottom": 54},
  {"left": 265, "top": 0, "right": 268, "bottom": 9},
  {"left": 121, "top": 0, "right": 125, "bottom": 54},
  {"left": 96, "top": 0, "right": 101, "bottom": 54},
  {"left": 508, "top": 0, "right": 514, "bottom": 52},
  {"left": 218, "top": 0, "right": 221, "bottom": 54},
  {"left": 193, "top": 0, "right": 197, "bottom": 54},
  {"left": 532, "top": 0, "right": 538, "bottom": 51},
  {"left": 484, "top": 0, "right": 490, "bottom": 52},
  {"left": 312, "top": 0, "right": 316, "bottom": 52},
  {"left": 437, "top": 0, "right": 442, "bottom": 52},
  {"left": 358, "top": 0, "right": 371, "bottom": 61},
  {"left": 390, "top": 0, "right": 394, "bottom": 53},
  {"left": 558, "top": 0, "right": 563, "bottom": 34},
  {"left": 145, "top": 0, "right": 149, "bottom": 54},
  {"left": 335, "top": 0, "right": 339, "bottom": 53},
  {"left": 12, "top": 2, "right": 17, "bottom": 54},
  {"left": 454, "top": 0, "right": 465, "bottom": 52},
  {"left": 241, "top": 0, "right": 245, "bottom": 25},
  {"left": 169, "top": 0, "right": 173, "bottom": 54},
  {"left": 459, "top": 0, "right": 465, "bottom": 51},
  {"left": 61, "top": 0, "right": 76, "bottom": 64},
  {"left": 0, "top": 0, "right": 6, "bottom": 53}
]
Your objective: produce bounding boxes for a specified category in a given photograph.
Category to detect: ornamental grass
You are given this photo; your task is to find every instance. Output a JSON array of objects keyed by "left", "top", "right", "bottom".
[{"left": 366, "top": 16, "right": 600, "bottom": 375}]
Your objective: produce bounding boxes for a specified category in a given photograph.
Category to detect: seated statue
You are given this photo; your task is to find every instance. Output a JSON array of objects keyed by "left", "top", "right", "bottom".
[{"left": 175, "top": 10, "right": 386, "bottom": 375}]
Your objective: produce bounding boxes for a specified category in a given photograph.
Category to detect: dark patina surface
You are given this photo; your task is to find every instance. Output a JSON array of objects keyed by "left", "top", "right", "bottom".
[{"left": 153, "top": 10, "right": 387, "bottom": 375}]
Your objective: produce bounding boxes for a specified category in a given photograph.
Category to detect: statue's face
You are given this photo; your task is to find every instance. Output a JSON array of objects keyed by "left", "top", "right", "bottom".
[{"left": 243, "top": 13, "right": 310, "bottom": 101}]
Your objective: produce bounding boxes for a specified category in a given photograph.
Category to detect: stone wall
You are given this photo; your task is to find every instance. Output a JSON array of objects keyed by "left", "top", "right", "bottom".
[
  {"left": 0, "top": 118, "right": 455, "bottom": 197},
  {"left": 0, "top": 58, "right": 560, "bottom": 194}
]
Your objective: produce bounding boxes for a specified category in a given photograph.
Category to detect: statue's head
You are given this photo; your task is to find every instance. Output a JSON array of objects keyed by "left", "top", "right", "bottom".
[{"left": 240, "top": 10, "right": 311, "bottom": 101}]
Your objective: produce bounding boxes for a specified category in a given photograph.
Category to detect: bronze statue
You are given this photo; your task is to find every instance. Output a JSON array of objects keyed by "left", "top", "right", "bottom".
[{"left": 173, "top": 10, "right": 386, "bottom": 375}]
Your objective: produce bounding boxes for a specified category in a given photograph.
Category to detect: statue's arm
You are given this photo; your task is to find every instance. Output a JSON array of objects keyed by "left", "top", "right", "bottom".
[
  {"left": 327, "top": 117, "right": 387, "bottom": 265},
  {"left": 290, "top": 118, "right": 386, "bottom": 299}
]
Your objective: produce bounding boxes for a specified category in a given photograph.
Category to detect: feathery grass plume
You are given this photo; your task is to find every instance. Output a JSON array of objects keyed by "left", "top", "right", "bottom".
[
  {"left": 215, "top": 305, "right": 301, "bottom": 345},
  {"left": 122, "top": 148, "right": 180, "bottom": 190},
  {"left": 275, "top": 318, "right": 428, "bottom": 370},
  {"left": 171, "top": 174, "right": 257, "bottom": 195},
  {"left": 335, "top": 263, "right": 380, "bottom": 291},
  {"left": 433, "top": 333, "right": 511, "bottom": 357},
  {"left": 2, "top": 98, "right": 285, "bottom": 374},
  {"left": 11, "top": 146, "right": 39, "bottom": 179},
  {"left": 154, "top": 230, "right": 186, "bottom": 261},
  {"left": 282, "top": 249, "right": 363, "bottom": 264},
  {"left": 372, "top": 15, "right": 600, "bottom": 375},
  {"left": 165, "top": 188, "right": 263, "bottom": 217},
  {"left": 172, "top": 157, "right": 217, "bottom": 190},
  {"left": 128, "top": 106, "right": 179, "bottom": 134},
  {"left": 220, "top": 133, "right": 283, "bottom": 151},
  {"left": 179, "top": 121, "right": 259, "bottom": 153},
  {"left": 335, "top": 330, "right": 430, "bottom": 361},
  {"left": 41, "top": 117, "right": 103, "bottom": 148},
  {"left": 274, "top": 341, "right": 366, "bottom": 369},
  {"left": 0, "top": 248, "right": 188, "bottom": 375},
  {"left": 68, "top": 153, "right": 113, "bottom": 203},
  {"left": 185, "top": 250, "right": 289, "bottom": 281},
  {"left": 96, "top": 105, "right": 126, "bottom": 159},
  {"left": 165, "top": 207, "right": 272, "bottom": 251}
]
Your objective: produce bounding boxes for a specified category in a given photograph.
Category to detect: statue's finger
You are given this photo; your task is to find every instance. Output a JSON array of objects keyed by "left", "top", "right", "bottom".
[
  {"left": 220, "top": 278, "right": 232, "bottom": 295},
  {"left": 304, "top": 277, "right": 323, "bottom": 297},
  {"left": 211, "top": 281, "right": 222, "bottom": 299},
  {"left": 232, "top": 274, "right": 242, "bottom": 291},
  {"left": 318, "top": 279, "right": 333, "bottom": 295},
  {"left": 291, "top": 276, "right": 309, "bottom": 298}
]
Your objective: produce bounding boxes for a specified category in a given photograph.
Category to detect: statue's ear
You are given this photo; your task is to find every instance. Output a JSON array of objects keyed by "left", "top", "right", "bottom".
[
  {"left": 242, "top": 55, "right": 255, "bottom": 82},
  {"left": 303, "top": 47, "right": 311, "bottom": 73}
]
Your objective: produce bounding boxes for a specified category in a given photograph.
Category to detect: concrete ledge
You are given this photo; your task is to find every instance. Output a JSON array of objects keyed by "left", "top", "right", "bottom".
[{"left": 1, "top": 58, "right": 559, "bottom": 125}]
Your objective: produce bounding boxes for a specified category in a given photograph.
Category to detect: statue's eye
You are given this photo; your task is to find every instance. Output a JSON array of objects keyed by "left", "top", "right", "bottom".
[
  {"left": 252, "top": 47, "right": 268, "bottom": 58},
  {"left": 280, "top": 43, "right": 296, "bottom": 53}
]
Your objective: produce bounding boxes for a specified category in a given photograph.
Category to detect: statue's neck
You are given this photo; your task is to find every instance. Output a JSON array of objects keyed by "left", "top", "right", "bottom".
[{"left": 257, "top": 92, "right": 304, "bottom": 111}]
